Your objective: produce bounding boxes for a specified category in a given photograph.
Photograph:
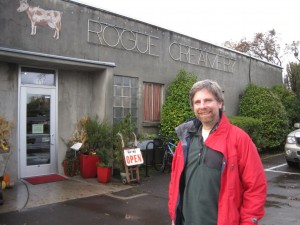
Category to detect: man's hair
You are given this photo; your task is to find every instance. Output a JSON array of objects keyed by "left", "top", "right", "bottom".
[{"left": 189, "top": 79, "right": 224, "bottom": 107}]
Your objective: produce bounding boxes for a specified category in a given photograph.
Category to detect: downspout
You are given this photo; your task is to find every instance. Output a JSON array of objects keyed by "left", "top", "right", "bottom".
[{"left": 248, "top": 57, "right": 252, "bottom": 83}]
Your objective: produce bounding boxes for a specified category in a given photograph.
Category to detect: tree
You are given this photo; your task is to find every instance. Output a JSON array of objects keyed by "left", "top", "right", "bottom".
[
  {"left": 285, "top": 41, "right": 300, "bottom": 62},
  {"left": 160, "top": 69, "right": 197, "bottom": 140},
  {"left": 284, "top": 62, "right": 300, "bottom": 99},
  {"left": 224, "top": 29, "right": 282, "bottom": 66}
]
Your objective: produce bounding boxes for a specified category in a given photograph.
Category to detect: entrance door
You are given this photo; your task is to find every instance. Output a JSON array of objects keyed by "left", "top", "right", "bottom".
[{"left": 20, "top": 87, "right": 57, "bottom": 178}]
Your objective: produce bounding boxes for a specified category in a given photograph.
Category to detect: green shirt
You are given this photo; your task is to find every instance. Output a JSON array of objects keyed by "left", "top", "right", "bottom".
[{"left": 182, "top": 132, "right": 223, "bottom": 225}]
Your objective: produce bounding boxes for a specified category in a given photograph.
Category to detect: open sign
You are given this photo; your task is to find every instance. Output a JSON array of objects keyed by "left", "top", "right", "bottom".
[{"left": 123, "top": 148, "right": 144, "bottom": 166}]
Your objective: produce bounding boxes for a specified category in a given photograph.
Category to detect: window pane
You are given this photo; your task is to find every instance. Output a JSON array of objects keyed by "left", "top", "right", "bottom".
[
  {"left": 124, "top": 108, "right": 130, "bottom": 116},
  {"left": 21, "top": 67, "right": 55, "bottom": 86},
  {"left": 123, "top": 87, "right": 130, "bottom": 96},
  {"left": 114, "top": 76, "right": 122, "bottom": 85},
  {"left": 131, "top": 87, "right": 137, "bottom": 97},
  {"left": 114, "top": 86, "right": 122, "bottom": 96},
  {"left": 123, "top": 77, "right": 130, "bottom": 86},
  {"left": 114, "top": 96, "right": 121, "bottom": 107},
  {"left": 131, "top": 78, "right": 138, "bottom": 87},
  {"left": 114, "top": 108, "right": 123, "bottom": 118},
  {"left": 123, "top": 97, "right": 130, "bottom": 107},
  {"left": 131, "top": 108, "right": 137, "bottom": 117},
  {"left": 131, "top": 98, "right": 137, "bottom": 107}
]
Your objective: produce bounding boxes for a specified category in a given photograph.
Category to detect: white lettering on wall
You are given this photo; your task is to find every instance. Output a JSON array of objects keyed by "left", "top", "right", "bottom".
[
  {"left": 88, "top": 19, "right": 159, "bottom": 57},
  {"left": 87, "top": 19, "right": 236, "bottom": 73},
  {"left": 169, "top": 42, "right": 236, "bottom": 73}
]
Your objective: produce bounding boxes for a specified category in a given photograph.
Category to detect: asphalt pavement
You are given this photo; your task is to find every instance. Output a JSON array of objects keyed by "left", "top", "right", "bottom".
[
  {"left": 1, "top": 153, "right": 300, "bottom": 225},
  {"left": 0, "top": 168, "right": 171, "bottom": 225}
]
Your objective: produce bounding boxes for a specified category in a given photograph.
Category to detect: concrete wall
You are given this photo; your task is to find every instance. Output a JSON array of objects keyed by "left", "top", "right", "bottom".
[
  {"left": 0, "top": 62, "right": 18, "bottom": 178},
  {"left": 57, "top": 68, "right": 113, "bottom": 174}
]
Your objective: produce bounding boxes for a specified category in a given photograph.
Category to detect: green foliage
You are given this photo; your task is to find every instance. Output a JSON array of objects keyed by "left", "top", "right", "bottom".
[
  {"left": 160, "top": 69, "right": 197, "bottom": 140},
  {"left": 228, "top": 116, "right": 264, "bottom": 151},
  {"left": 271, "top": 84, "right": 300, "bottom": 128},
  {"left": 285, "top": 62, "right": 300, "bottom": 100},
  {"left": 95, "top": 147, "right": 113, "bottom": 167},
  {"left": 63, "top": 150, "right": 79, "bottom": 176},
  {"left": 85, "top": 117, "right": 113, "bottom": 151},
  {"left": 239, "top": 84, "right": 289, "bottom": 150},
  {"left": 112, "top": 113, "right": 136, "bottom": 171},
  {"left": 137, "top": 133, "right": 159, "bottom": 140}
]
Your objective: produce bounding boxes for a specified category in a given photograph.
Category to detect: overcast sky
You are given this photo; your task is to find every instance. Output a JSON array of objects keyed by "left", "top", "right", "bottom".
[{"left": 72, "top": 0, "right": 299, "bottom": 47}]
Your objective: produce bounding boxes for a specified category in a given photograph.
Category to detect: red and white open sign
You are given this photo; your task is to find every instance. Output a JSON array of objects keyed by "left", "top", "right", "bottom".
[{"left": 123, "top": 148, "right": 144, "bottom": 166}]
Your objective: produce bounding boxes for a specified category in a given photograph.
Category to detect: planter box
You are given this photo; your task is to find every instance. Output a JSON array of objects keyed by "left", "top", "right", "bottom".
[
  {"left": 97, "top": 166, "right": 112, "bottom": 183},
  {"left": 79, "top": 154, "right": 99, "bottom": 178}
]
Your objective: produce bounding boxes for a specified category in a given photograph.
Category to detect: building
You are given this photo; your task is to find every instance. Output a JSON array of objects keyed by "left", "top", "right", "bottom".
[{"left": 0, "top": 0, "right": 282, "bottom": 179}]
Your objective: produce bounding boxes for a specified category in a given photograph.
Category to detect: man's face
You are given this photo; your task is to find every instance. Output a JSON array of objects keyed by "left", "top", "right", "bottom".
[{"left": 192, "top": 88, "right": 223, "bottom": 129}]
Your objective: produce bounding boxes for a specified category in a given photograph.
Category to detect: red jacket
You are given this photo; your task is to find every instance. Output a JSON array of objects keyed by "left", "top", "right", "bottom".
[{"left": 168, "top": 114, "right": 267, "bottom": 225}]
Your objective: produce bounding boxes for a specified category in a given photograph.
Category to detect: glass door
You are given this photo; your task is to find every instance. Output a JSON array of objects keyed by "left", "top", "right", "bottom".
[{"left": 20, "top": 87, "right": 56, "bottom": 178}]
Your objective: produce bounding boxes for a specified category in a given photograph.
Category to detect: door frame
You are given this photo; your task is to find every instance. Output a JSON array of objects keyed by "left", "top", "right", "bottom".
[{"left": 18, "top": 66, "right": 58, "bottom": 178}]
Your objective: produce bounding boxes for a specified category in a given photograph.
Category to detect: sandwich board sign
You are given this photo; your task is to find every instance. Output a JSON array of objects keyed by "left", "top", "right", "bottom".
[{"left": 123, "top": 148, "right": 144, "bottom": 166}]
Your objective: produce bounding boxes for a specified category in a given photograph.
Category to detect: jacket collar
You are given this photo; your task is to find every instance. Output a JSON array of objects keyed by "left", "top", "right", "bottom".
[{"left": 176, "top": 112, "right": 230, "bottom": 154}]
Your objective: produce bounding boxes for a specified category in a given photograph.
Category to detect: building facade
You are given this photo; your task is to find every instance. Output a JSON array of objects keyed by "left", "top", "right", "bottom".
[{"left": 0, "top": 0, "right": 282, "bottom": 179}]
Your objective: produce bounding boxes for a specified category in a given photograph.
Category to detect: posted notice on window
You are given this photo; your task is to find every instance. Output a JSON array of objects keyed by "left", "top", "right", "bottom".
[{"left": 32, "top": 124, "right": 44, "bottom": 134}]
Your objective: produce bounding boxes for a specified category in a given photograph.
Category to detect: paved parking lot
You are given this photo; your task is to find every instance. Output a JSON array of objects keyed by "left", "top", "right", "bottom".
[
  {"left": 0, "top": 152, "right": 300, "bottom": 225},
  {"left": 261, "top": 153, "right": 300, "bottom": 225}
]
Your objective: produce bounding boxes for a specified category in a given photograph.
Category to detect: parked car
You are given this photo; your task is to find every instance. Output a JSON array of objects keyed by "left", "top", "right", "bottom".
[{"left": 285, "top": 123, "right": 300, "bottom": 167}]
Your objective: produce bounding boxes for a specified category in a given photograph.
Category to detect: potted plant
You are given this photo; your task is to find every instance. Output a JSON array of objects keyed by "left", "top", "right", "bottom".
[
  {"left": 62, "top": 149, "right": 78, "bottom": 177},
  {"left": 0, "top": 115, "right": 14, "bottom": 204},
  {"left": 62, "top": 116, "right": 97, "bottom": 178},
  {"left": 61, "top": 117, "right": 87, "bottom": 177},
  {"left": 94, "top": 120, "right": 114, "bottom": 183},
  {"left": 96, "top": 147, "right": 113, "bottom": 183},
  {"left": 78, "top": 116, "right": 100, "bottom": 178},
  {"left": 80, "top": 117, "right": 114, "bottom": 179},
  {"left": 112, "top": 113, "right": 137, "bottom": 181}
]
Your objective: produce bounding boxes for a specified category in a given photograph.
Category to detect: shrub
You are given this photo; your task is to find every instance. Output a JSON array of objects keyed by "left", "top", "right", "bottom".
[
  {"left": 228, "top": 116, "right": 263, "bottom": 151},
  {"left": 160, "top": 69, "right": 197, "bottom": 140},
  {"left": 112, "top": 113, "right": 136, "bottom": 172},
  {"left": 239, "top": 84, "right": 289, "bottom": 150},
  {"left": 271, "top": 84, "right": 300, "bottom": 129}
]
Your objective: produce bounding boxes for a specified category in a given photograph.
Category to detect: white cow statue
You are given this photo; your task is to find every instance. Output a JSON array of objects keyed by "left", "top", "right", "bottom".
[{"left": 17, "top": 0, "right": 62, "bottom": 40}]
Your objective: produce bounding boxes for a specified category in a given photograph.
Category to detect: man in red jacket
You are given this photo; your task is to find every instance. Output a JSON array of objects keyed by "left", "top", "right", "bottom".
[{"left": 168, "top": 79, "right": 267, "bottom": 225}]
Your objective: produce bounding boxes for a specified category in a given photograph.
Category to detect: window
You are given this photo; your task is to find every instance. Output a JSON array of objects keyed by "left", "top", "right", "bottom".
[
  {"left": 21, "top": 67, "right": 56, "bottom": 86},
  {"left": 113, "top": 76, "right": 138, "bottom": 124},
  {"left": 143, "top": 83, "right": 163, "bottom": 122}
]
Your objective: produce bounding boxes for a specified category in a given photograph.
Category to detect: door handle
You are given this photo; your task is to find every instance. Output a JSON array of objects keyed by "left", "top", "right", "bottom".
[{"left": 51, "top": 133, "right": 55, "bottom": 145}]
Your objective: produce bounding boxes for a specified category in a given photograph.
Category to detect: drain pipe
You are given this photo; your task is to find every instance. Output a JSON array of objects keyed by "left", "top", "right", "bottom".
[{"left": 249, "top": 57, "right": 252, "bottom": 83}]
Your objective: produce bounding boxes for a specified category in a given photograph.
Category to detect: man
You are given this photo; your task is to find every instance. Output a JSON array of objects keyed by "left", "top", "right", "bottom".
[{"left": 168, "top": 80, "right": 267, "bottom": 225}]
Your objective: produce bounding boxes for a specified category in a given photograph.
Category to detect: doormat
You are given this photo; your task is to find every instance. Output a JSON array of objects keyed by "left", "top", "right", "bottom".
[{"left": 24, "top": 174, "right": 66, "bottom": 185}]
